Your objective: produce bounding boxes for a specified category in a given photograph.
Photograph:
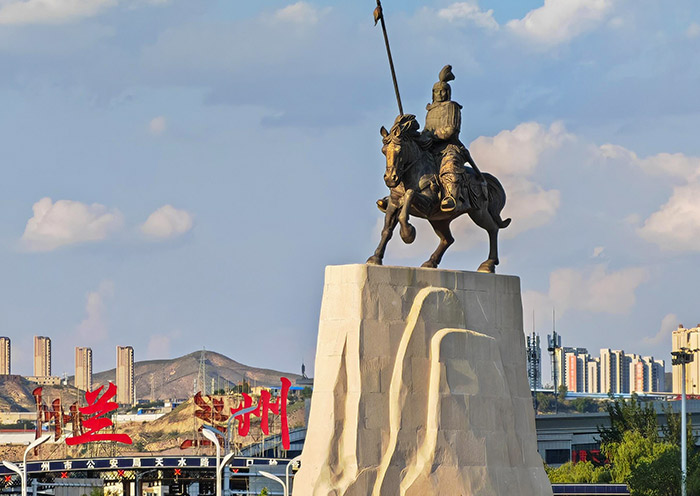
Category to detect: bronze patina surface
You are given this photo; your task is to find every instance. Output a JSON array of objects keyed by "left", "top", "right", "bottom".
[{"left": 368, "top": 66, "right": 511, "bottom": 273}]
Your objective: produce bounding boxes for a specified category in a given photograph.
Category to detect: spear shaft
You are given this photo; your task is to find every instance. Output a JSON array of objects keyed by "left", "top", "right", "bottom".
[{"left": 374, "top": 0, "right": 403, "bottom": 116}]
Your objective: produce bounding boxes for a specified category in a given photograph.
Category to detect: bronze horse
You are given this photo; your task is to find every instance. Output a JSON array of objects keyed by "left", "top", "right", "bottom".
[{"left": 367, "top": 114, "right": 511, "bottom": 272}]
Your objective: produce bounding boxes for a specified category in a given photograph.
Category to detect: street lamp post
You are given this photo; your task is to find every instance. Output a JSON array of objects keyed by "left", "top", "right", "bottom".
[
  {"left": 285, "top": 455, "right": 301, "bottom": 496},
  {"left": 672, "top": 347, "right": 696, "bottom": 496},
  {"left": 202, "top": 427, "right": 234, "bottom": 496},
  {"left": 2, "top": 434, "right": 52, "bottom": 496},
  {"left": 259, "top": 470, "right": 286, "bottom": 496}
]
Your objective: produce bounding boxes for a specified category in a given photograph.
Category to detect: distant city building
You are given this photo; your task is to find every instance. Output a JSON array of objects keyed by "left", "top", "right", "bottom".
[
  {"left": 554, "top": 346, "right": 588, "bottom": 391},
  {"left": 33, "top": 336, "right": 51, "bottom": 377},
  {"left": 587, "top": 358, "right": 600, "bottom": 393},
  {"left": 600, "top": 349, "right": 629, "bottom": 394},
  {"left": 672, "top": 324, "right": 700, "bottom": 394},
  {"left": 116, "top": 346, "right": 135, "bottom": 405},
  {"left": 75, "top": 347, "right": 93, "bottom": 392},
  {"left": 543, "top": 335, "right": 665, "bottom": 394},
  {"left": 0, "top": 337, "right": 10, "bottom": 375}
]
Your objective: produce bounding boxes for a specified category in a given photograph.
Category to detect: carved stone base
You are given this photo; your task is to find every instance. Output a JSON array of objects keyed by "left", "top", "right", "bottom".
[{"left": 292, "top": 264, "right": 552, "bottom": 496}]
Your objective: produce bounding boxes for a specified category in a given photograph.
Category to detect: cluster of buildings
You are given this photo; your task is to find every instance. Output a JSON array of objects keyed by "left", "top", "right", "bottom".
[
  {"left": 527, "top": 333, "right": 666, "bottom": 394},
  {"left": 0, "top": 335, "right": 136, "bottom": 405}
]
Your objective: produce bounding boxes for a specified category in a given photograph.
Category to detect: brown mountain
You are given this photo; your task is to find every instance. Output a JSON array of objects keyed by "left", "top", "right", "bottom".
[
  {"left": 0, "top": 375, "right": 83, "bottom": 412},
  {"left": 90, "top": 350, "right": 302, "bottom": 401}
]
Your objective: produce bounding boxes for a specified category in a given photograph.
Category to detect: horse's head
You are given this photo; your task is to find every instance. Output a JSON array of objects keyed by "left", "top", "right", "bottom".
[{"left": 380, "top": 114, "right": 420, "bottom": 188}]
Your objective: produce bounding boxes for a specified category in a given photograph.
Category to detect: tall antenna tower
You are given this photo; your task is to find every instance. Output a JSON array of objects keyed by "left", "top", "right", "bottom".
[
  {"left": 197, "top": 348, "right": 207, "bottom": 395},
  {"left": 547, "top": 309, "right": 561, "bottom": 414},
  {"left": 526, "top": 332, "right": 540, "bottom": 411}
]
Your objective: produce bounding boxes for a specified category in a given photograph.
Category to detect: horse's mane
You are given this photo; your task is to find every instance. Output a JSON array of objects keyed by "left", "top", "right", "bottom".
[{"left": 386, "top": 114, "right": 433, "bottom": 150}]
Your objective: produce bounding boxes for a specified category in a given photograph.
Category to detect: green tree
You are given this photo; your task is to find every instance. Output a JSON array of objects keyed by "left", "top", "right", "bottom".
[
  {"left": 536, "top": 392, "right": 552, "bottom": 413},
  {"left": 557, "top": 384, "right": 568, "bottom": 400},
  {"left": 301, "top": 386, "right": 313, "bottom": 399},
  {"left": 546, "top": 461, "right": 611, "bottom": 484},
  {"left": 259, "top": 488, "right": 269, "bottom": 496},
  {"left": 572, "top": 397, "right": 598, "bottom": 413},
  {"left": 603, "top": 430, "right": 680, "bottom": 496},
  {"left": 598, "top": 394, "right": 659, "bottom": 445}
]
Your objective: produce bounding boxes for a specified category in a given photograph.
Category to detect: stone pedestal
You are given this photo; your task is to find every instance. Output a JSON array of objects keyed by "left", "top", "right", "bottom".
[{"left": 292, "top": 264, "right": 552, "bottom": 496}]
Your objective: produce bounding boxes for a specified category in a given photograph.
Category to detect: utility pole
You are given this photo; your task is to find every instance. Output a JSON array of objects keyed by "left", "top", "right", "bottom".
[{"left": 672, "top": 347, "right": 696, "bottom": 496}]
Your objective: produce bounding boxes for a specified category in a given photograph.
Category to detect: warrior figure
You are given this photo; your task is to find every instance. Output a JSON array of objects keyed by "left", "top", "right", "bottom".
[{"left": 423, "top": 65, "right": 485, "bottom": 212}]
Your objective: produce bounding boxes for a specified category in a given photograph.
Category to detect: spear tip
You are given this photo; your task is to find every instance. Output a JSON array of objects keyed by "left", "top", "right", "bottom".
[{"left": 373, "top": 5, "right": 382, "bottom": 25}]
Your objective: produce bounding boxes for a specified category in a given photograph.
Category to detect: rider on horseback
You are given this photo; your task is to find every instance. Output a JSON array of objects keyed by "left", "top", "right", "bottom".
[
  {"left": 424, "top": 65, "right": 486, "bottom": 212},
  {"left": 376, "top": 65, "right": 487, "bottom": 213}
]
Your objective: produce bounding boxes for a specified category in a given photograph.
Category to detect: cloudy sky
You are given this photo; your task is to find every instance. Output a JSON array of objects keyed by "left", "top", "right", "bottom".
[{"left": 1, "top": 0, "right": 699, "bottom": 383}]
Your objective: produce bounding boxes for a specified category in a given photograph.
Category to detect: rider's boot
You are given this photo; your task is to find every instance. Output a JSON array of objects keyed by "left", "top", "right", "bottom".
[
  {"left": 440, "top": 182, "right": 460, "bottom": 212},
  {"left": 377, "top": 196, "right": 389, "bottom": 212}
]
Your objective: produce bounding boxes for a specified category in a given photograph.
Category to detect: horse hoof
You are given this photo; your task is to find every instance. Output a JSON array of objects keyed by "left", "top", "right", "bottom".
[
  {"left": 421, "top": 260, "right": 438, "bottom": 268},
  {"left": 366, "top": 256, "right": 383, "bottom": 266},
  {"left": 400, "top": 225, "right": 416, "bottom": 244},
  {"left": 477, "top": 260, "right": 496, "bottom": 273}
]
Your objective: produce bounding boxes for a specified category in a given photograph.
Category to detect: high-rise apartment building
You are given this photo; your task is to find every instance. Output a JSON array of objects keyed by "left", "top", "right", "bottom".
[
  {"left": 0, "top": 337, "right": 10, "bottom": 375},
  {"left": 600, "top": 349, "right": 629, "bottom": 394},
  {"left": 75, "top": 347, "right": 93, "bottom": 392},
  {"left": 555, "top": 346, "right": 588, "bottom": 391},
  {"left": 116, "top": 346, "right": 135, "bottom": 405},
  {"left": 33, "top": 336, "right": 51, "bottom": 377},
  {"left": 672, "top": 324, "right": 700, "bottom": 394},
  {"left": 587, "top": 358, "right": 600, "bottom": 393}
]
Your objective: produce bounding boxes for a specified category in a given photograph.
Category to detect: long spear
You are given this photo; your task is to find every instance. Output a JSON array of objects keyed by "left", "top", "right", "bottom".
[{"left": 373, "top": 0, "right": 403, "bottom": 116}]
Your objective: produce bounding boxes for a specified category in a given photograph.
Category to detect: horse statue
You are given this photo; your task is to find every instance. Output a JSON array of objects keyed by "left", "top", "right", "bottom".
[{"left": 366, "top": 114, "right": 511, "bottom": 272}]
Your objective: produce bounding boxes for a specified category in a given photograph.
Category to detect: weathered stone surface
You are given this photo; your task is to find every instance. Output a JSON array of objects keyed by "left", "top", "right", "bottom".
[{"left": 292, "top": 264, "right": 552, "bottom": 496}]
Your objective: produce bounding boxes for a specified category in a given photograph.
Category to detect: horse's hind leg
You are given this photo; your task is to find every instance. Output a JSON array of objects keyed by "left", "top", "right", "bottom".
[
  {"left": 476, "top": 225, "right": 499, "bottom": 273},
  {"left": 367, "top": 203, "right": 399, "bottom": 265},
  {"left": 421, "top": 219, "right": 454, "bottom": 268}
]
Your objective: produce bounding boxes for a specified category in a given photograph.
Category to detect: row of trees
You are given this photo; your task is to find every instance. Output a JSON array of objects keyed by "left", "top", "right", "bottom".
[{"left": 546, "top": 394, "right": 699, "bottom": 495}]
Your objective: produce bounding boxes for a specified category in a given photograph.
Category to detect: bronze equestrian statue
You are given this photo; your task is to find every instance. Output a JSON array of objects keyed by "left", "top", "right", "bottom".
[{"left": 367, "top": 65, "right": 511, "bottom": 273}]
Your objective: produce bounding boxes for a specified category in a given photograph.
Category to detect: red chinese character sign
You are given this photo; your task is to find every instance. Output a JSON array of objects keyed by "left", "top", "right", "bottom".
[
  {"left": 34, "top": 383, "right": 132, "bottom": 445},
  {"left": 180, "top": 377, "right": 291, "bottom": 450},
  {"left": 67, "top": 382, "right": 132, "bottom": 445}
]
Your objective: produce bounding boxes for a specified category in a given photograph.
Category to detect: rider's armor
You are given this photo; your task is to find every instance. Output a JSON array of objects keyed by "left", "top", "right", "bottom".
[{"left": 424, "top": 100, "right": 470, "bottom": 212}]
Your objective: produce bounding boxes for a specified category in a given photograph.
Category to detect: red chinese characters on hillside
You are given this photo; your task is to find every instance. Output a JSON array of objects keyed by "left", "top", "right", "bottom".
[
  {"left": 33, "top": 382, "right": 132, "bottom": 445},
  {"left": 180, "top": 377, "right": 292, "bottom": 450}
]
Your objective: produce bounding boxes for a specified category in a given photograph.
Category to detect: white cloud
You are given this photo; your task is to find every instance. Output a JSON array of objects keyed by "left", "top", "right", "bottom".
[
  {"left": 0, "top": 0, "right": 115, "bottom": 25},
  {"left": 506, "top": 0, "right": 614, "bottom": 46},
  {"left": 437, "top": 2, "right": 498, "bottom": 30},
  {"left": 525, "top": 264, "right": 649, "bottom": 317},
  {"left": 637, "top": 182, "right": 700, "bottom": 251},
  {"left": 76, "top": 280, "right": 114, "bottom": 344},
  {"left": 273, "top": 2, "right": 325, "bottom": 25},
  {"left": 598, "top": 144, "right": 700, "bottom": 182},
  {"left": 21, "top": 197, "right": 124, "bottom": 252},
  {"left": 149, "top": 116, "right": 167, "bottom": 135},
  {"left": 687, "top": 22, "right": 700, "bottom": 39},
  {"left": 467, "top": 122, "right": 568, "bottom": 238},
  {"left": 140, "top": 204, "right": 193, "bottom": 239},
  {"left": 471, "top": 121, "right": 570, "bottom": 177},
  {"left": 0, "top": 0, "right": 169, "bottom": 25},
  {"left": 643, "top": 313, "right": 678, "bottom": 346}
]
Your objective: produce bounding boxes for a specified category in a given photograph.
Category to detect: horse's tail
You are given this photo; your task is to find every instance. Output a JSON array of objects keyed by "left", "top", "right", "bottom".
[{"left": 483, "top": 173, "right": 511, "bottom": 229}]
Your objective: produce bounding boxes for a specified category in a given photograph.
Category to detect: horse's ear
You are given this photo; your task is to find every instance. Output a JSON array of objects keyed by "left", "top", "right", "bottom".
[{"left": 380, "top": 126, "right": 389, "bottom": 138}]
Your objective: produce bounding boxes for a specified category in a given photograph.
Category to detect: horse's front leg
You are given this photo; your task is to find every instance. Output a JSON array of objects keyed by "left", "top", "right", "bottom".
[
  {"left": 367, "top": 202, "right": 399, "bottom": 265},
  {"left": 399, "top": 189, "right": 416, "bottom": 244}
]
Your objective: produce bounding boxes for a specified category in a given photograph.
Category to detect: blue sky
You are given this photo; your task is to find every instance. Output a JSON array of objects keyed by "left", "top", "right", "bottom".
[{"left": 1, "top": 0, "right": 699, "bottom": 383}]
